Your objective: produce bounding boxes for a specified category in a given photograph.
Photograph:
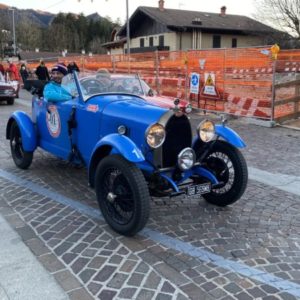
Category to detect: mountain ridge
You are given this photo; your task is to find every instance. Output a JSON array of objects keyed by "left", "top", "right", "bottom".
[{"left": 0, "top": 3, "right": 102, "bottom": 28}]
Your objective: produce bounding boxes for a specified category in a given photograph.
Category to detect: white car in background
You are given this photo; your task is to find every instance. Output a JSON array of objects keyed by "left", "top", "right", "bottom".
[{"left": 0, "top": 72, "right": 20, "bottom": 105}]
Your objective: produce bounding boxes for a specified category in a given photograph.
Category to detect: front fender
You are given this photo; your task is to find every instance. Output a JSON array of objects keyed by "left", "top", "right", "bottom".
[
  {"left": 215, "top": 125, "right": 246, "bottom": 148},
  {"left": 88, "top": 134, "right": 145, "bottom": 188},
  {"left": 6, "top": 111, "right": 37, "bottom": 152},
  {"left": 94, "top": 134, "right": 145, "bottom": 163}
]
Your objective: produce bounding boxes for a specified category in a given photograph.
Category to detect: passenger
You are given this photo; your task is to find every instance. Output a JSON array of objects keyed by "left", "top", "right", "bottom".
[
  {"left": 43, "top": 63, "right": 71, "bottom": 102},
  {"left": 0, "top": 62, "right": 4, "bottom": 76}
]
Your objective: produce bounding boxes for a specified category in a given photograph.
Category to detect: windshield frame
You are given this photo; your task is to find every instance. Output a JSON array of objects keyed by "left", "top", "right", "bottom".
[{"left": 71, "top": 72, "right": 149, "bottom": 102}]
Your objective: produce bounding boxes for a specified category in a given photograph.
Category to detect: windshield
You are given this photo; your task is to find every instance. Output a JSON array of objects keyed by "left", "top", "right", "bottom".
[{"left": 71, "top": 72, "right": 149, "bottom": 101}]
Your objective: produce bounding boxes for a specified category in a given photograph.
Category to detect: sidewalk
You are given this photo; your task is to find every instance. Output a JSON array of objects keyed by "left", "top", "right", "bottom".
[{"left": 0, "top": 213, "right": 68, "bottom": 300}]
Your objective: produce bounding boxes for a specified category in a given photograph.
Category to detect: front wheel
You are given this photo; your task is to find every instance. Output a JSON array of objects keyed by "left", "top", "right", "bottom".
[
  {"left": 95, "top": 155, "right": 150, "bottom": 236},
  {"left": 10, "top": 121, "right": 33, "bottom": 169},
  {"left": 7, "top": 98, "right": 15, "bottom": 105},
  {"left": 200, "top": 140, "right": 248, "bottom": 206}
]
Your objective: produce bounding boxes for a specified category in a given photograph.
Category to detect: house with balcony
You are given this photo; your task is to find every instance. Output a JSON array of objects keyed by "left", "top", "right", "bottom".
[{"left": 102, "top": 1, "right": 280, "bottom": 55}]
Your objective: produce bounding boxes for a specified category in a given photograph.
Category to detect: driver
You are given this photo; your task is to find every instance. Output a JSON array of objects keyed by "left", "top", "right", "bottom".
[
  {"left": 95, "top": 68, "right": 112, "bottom": 88},
  {"left": 43, "top": 63, "right": 71, "bottom": 102}
]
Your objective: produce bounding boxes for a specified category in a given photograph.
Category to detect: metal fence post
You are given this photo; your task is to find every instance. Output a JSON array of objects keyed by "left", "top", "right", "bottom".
[
  {"left": 185, "top": 50, "right": 188, "bottom": 102},
  {"left": 155, "top": 50, "right": 159, "bottom": 94},
  {"left": 271, "top": 59, "right": 277, "bottom": 122},
  {"left": 112, "top": 55, "right": 115, "bottom": 73}
]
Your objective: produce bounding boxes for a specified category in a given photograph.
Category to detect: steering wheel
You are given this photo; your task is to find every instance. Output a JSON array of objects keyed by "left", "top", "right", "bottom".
[{"left": 80, "top": 79, "right": 106, "bottom": 94}]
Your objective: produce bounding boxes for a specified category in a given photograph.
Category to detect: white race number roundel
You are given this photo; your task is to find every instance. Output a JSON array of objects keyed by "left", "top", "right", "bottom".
[{"left": 46, "top": 105, "right": 61, "bottom": 137}]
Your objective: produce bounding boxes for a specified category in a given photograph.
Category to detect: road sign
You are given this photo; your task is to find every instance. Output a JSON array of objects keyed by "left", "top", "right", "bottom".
[
  {"left": 203, "top": 72, "right": 217, "bottom": 96},
  {"left": 190, "top": 73, "right": 200, "bottom": 94}
]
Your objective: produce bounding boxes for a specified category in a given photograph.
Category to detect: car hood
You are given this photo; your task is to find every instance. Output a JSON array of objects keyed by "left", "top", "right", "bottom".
[
  {"left": 99, "top": 95, "right": 169, "bottom": 146},
  {"left": 144, "top": 95, "right": 189, "bottom": 109},
  {"left": 0, "top": 81, "right": 19, "bottom": 91},
  {"left": 0, "top": 82, "right": 14, "bottom": 88}
]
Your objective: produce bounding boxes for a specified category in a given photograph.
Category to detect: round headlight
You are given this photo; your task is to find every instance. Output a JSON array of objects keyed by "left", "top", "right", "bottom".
[
  {"left": 198, "top": 120, "right": 215, "bottom": 142},
  {"left": 146, "top": 123, "right": 166, "bottom": 148},
  {"left": 177, "top": 147, "right": 196, "bottom": 170}
]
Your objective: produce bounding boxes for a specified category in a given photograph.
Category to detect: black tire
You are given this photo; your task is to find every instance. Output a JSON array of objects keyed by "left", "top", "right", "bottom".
[
  {"left": 10, "top": 121, "right": 33, "bottom": 169},
  {"left": 7, "top": 98, "right": 15, "bottom": 105},
  {"left": 95, "top": 154, "right": 150, "bottom": 236},
  {"left": 200, "top": 140, "right": 248, "bottom": 206}
]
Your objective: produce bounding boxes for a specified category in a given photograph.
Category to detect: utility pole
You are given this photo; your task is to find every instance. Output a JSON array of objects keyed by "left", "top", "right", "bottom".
[
  {"left": 126, "top": 0, "right": 130, "bottom": 56},
  {"left": 9, "top": 8, "right": 16, "bottom": 56}
]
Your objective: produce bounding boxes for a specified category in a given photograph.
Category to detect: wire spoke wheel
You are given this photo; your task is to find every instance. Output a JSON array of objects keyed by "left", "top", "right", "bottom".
[
  {"left": 10, "top": 121, "right": 33, "bottom": 169},
  {"left": 200, "top": 141, "right": 248, "bottom": 206},
  {"left": 95, "top": 155, "right": 150, "bottom": 236},
  {"left": 205, "top": 151, "right": 235, "bottom": 194},
  {"left": 102, "top": 167, "right": 134, "bottom": 225}
]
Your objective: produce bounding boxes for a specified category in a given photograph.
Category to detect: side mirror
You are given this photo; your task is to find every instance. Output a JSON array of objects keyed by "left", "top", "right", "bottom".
[{"left": 29, "top": 80, "right": 46, "bottom": 97}]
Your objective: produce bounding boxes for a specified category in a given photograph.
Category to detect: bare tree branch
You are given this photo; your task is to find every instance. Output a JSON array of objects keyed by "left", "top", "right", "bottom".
[{"left": 253, "top": 0, "right": 300, "bottom": 38}]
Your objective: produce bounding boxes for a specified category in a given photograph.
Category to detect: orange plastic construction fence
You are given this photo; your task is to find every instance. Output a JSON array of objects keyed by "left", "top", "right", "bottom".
[{"left": 15, "top": 47, "right": 300, "bottom": 121}]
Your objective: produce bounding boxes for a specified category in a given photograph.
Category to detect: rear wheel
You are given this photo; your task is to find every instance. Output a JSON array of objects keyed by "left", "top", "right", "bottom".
[
  {"left": 10, "top": 121, "right": 33, "bottom": 169},
  {"left": 200, "top": 141, "right": 248, "bottom": 206},
  {"left": 95, "top": 155, "right": 150, "bottom": 236}
]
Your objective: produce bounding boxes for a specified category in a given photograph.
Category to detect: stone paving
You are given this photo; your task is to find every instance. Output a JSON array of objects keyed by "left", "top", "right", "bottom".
[{"left": 0, "top": 94, "right": 300, "bottom": 299}]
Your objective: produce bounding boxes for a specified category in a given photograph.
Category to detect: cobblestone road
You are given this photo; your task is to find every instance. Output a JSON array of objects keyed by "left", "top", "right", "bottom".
[{"left": 0, "top": 95, "right": 299, "bottom": 300}]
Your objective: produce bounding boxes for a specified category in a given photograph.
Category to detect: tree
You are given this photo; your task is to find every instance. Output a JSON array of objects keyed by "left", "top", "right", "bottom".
[
  {"left": 254, "top": 0, "right": 300, "bottom": 38},
  {"left": 16, "top": 21, "right": 43, "bottom": 50}
]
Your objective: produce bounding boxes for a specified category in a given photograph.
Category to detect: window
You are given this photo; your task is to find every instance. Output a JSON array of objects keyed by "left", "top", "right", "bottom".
[
  {"left": 213, "top": 35, "right": 221, "bottom": 48},
  {"left": 149, "top": 37, "right": 154, "bottom": 47},
  {"left": 159, "top": 35, "right": 164, "bottom": 47},
  {"left": 232, "top": 38, "right": 237, "bottom": 48},
  {"left": 140, "top": 38, "right": 144, "bottom": 47}
]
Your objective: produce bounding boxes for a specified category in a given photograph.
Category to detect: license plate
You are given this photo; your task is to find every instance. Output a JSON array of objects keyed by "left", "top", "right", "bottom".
[{"left": 186, "top": 183, "right": 211, "bottom": 196}]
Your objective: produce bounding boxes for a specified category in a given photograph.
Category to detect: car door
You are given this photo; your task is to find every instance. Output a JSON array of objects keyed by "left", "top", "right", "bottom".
[
  {"left": 34, "top": 78, "right": 78, "bottom": 159},
  {"left": 36, "top": 81, "right": 76, "bottom": 160}
]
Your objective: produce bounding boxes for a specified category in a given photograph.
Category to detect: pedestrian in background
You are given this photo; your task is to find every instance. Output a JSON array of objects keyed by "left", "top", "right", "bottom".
[
  {"left": 0, "top": 62, "right": 4, "bottom": 76},
  {"left": 35, "top": 60, "right": 50, "bottom": 81},
  {"left": 6, "top": 60, "right": 20, "bottom": 81},
  {"left": 67, "top": 61, "right": 80, "bottom": 74},
  {"left": 20, "top": 63, "right": 29, "bottom": 85}
]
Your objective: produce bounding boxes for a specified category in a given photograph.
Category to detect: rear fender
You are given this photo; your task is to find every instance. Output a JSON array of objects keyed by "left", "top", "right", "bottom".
[
  {"left": 88, "top": 134, "right": 145, "bottom": 187},
  {"left": 6, "top": 111, "right": 37, "bottom": 152}
]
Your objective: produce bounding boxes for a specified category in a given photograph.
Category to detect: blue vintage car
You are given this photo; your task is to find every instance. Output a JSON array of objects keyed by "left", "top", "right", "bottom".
[{"left": 6, "top": 72, "right": 248, "bottom": 236}]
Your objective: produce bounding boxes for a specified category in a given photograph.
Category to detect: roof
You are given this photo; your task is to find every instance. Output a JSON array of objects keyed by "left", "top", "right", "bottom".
[
  {"left": 101, "top": 37, "right": 127, "bottom": 49},
  {"left": 119, "top": 6, "right": 279, "bottom": 35}
]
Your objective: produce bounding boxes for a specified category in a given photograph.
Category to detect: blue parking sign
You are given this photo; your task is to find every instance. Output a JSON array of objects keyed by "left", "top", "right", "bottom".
[{"left": 190, "top": 73, "right": 200, "bottom": 94}]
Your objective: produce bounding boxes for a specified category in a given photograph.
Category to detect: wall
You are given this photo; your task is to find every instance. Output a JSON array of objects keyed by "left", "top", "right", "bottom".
[
  {"left": 200, "top": 33, "right": 265, "bottom": 49},
  {"left": 130, "top": 32, "right": 177, "bottom": 50}
]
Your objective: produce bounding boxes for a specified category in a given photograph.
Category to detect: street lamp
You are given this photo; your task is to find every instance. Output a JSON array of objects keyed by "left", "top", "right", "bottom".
[{"left": 8, "top": 8, "right": 16, "bottom": 56}]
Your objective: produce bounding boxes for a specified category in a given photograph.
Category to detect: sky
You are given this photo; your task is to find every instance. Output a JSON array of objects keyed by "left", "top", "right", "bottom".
[{"left": 1, "top": 0, "right": 257, "bottom": 23}]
